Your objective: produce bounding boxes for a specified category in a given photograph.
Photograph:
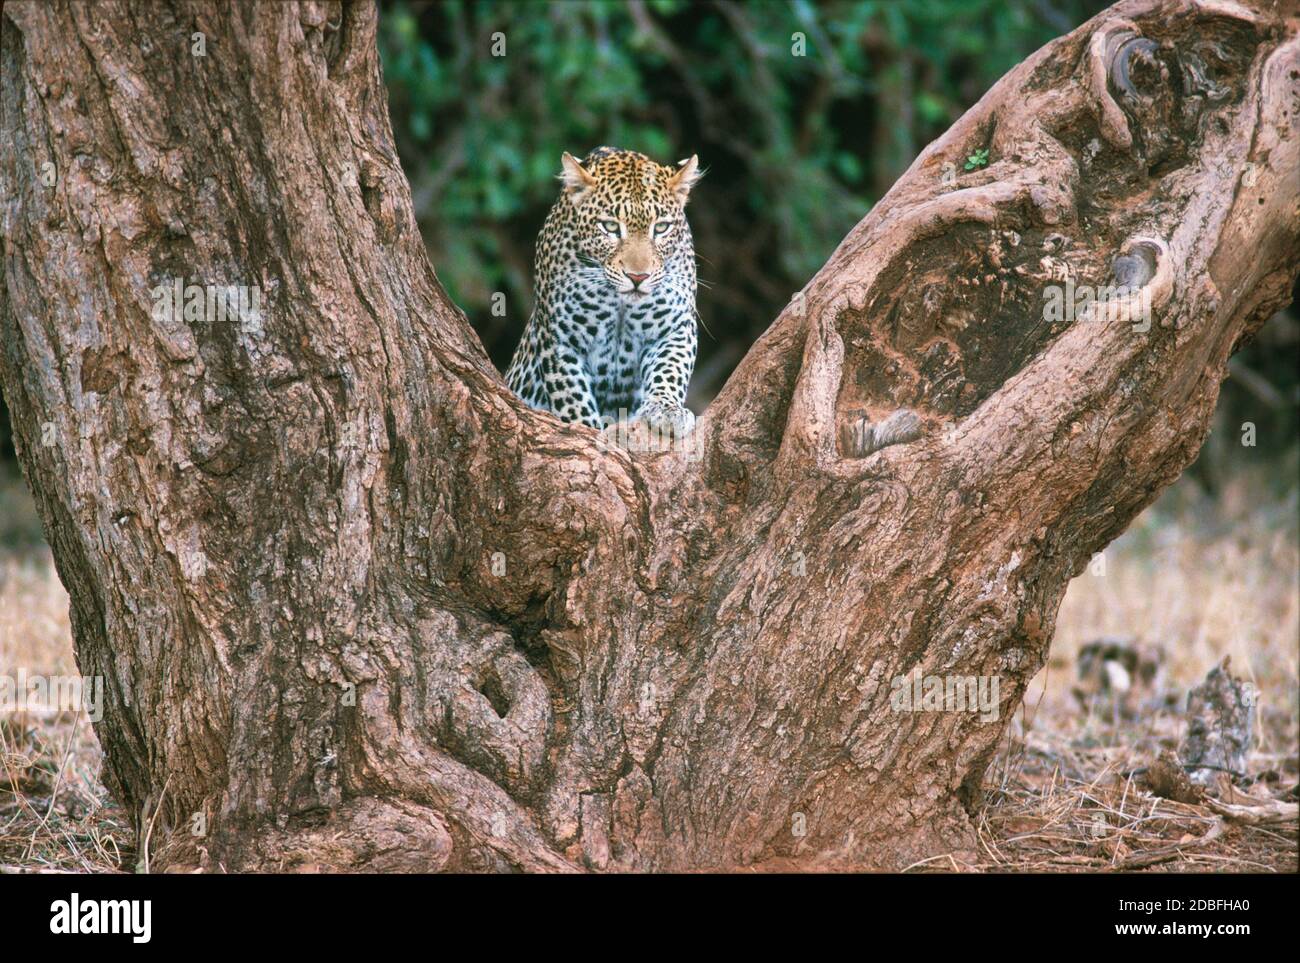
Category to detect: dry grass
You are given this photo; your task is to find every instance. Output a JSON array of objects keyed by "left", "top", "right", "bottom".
[
  {"left": 975, "top": 463, "right": 1300, "bottom": 872},
  {"left": 974, "top": 760, "right": 1297, "bottom": 872},
  {"left": 0, "top": 462, "right": 1295, "bottom": 873},
  {"left": 0, "top": 550, "right": 134, "bottom": 873}
]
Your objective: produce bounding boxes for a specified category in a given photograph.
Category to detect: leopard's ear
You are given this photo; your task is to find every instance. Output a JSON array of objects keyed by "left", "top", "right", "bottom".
[
  {"left": 667, "top": 154, "right": 702, "bottom": 204},
  {"left": 558, "top": 152, "right": 596, "bottom": 204}
]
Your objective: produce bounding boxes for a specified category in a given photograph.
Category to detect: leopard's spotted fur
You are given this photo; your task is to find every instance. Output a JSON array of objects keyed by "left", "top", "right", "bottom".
[{"left": 505, "top": 147, "right": 702, "bottom": 437}]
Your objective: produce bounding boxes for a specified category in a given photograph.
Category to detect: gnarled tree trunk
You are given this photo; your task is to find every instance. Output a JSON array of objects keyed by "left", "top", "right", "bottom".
[{"left": 1, "top": 0, "right": 1296, "bottom": 871}]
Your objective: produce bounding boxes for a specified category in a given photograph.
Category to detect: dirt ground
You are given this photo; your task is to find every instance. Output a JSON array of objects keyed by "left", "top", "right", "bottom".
[{"left": 1, "top": 463, "right": 1296, "bottom": 873}]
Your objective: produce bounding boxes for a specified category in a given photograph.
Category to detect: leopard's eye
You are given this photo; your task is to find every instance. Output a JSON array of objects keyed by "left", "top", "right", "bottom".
[
  {"left": 653, "top": 221, "right": 672, "bottom": 237},
  {"left": 599, "top": 219, "right": 621, "bottom": 236}
]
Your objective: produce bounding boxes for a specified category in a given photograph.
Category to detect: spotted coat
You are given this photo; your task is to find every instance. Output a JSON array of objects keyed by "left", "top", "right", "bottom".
[{"left": 505, "top": 147, "right": 702, "bottom": 437}]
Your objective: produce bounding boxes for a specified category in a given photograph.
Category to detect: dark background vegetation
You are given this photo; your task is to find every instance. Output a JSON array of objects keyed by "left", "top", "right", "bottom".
[{"left": 2, "top": 0, "right": 1296, "bottom": 544}]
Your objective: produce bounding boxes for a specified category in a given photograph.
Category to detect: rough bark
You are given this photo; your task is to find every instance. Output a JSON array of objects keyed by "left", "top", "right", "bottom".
[{"left": 1, "top": 0, "right": 1296, "bottom": 872}]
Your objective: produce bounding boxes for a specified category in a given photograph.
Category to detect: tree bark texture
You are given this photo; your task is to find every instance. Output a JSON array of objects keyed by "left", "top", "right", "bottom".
[{"left": 1, "top": 0, "right": 1296, "bottom": 871}]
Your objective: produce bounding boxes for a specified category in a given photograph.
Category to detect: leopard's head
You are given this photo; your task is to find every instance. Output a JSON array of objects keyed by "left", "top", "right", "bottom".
[{"left": 558, "top": 147, "right": 702, "bottom": 299}]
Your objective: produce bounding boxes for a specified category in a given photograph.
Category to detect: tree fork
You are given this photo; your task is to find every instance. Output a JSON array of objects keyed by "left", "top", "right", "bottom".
[{"left": 1, "top": 0, "right": 1296, "bottom": 871}]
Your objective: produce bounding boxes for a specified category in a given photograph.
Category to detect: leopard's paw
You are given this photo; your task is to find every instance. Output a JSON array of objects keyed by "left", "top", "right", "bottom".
[
  {"left": 597, "top": 420, "right": 626, "bottom": 450},
  {"left": 634, "top": 399, "right": 696, "bottom": 442}
]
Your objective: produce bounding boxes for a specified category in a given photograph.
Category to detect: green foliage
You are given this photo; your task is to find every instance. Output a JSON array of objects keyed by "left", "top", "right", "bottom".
[
  {"left": 0, "top": 1, "right": 1295, "bottom": 544},
  {"left": 375, "top": 0, "right": 1105, "bottom": 390},
  {"left": 0, "top": 464, "right": 46, "bottom": 550}
]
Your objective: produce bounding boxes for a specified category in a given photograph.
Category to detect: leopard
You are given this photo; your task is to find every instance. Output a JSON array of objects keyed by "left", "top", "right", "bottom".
[{"left": 505, "top": 146, "right": 702, "bottom": 440}]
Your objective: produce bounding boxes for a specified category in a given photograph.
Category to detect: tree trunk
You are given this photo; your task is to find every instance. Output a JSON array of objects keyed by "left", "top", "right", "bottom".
[{"left": 1, "top": 0, "right": 1296, "bottom": 872}]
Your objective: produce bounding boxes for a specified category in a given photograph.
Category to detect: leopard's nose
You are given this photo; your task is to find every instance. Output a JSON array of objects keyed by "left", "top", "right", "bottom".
[{"left": 624, "top": 271, "right": 650, "bottom": 285}]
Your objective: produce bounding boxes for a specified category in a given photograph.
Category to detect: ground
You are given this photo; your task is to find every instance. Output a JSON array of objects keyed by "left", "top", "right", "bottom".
[{"left": 1, "top": 457, "right": 1295, "bottom": 873}]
